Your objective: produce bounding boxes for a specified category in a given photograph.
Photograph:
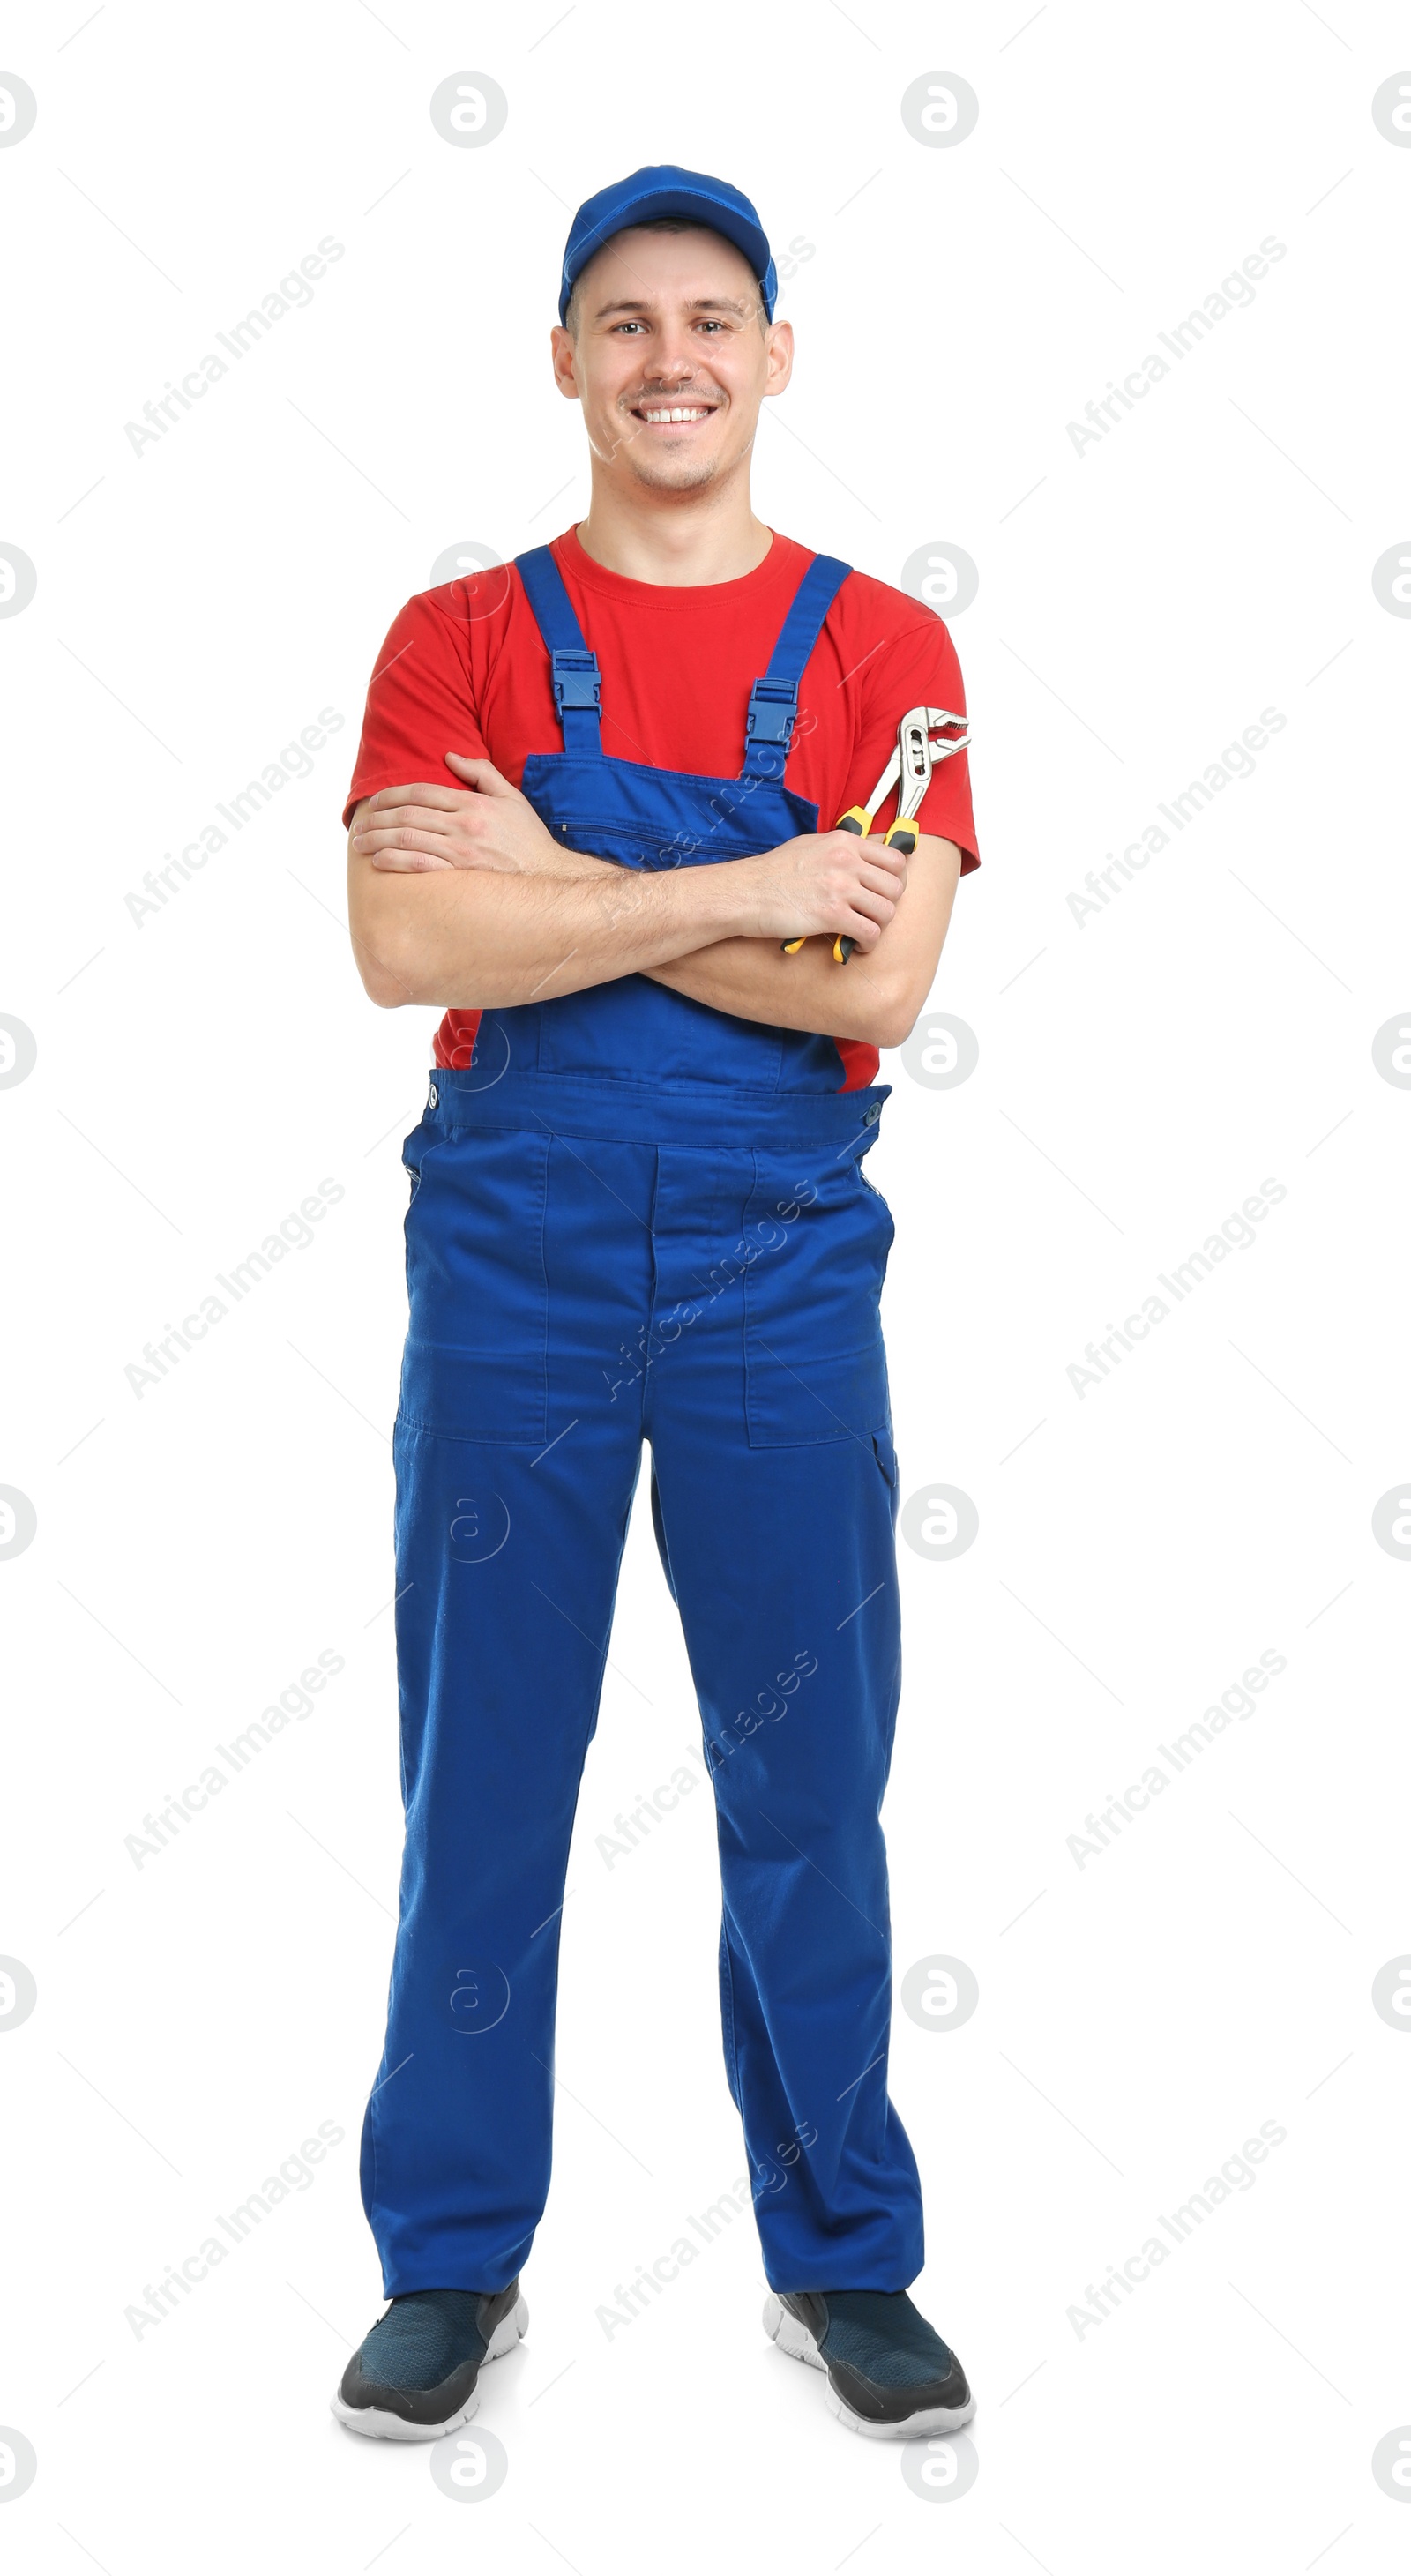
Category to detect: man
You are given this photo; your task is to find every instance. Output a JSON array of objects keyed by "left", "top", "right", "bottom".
[{"left": 333, "top": 166, "right": 980, "bottom": 2445}]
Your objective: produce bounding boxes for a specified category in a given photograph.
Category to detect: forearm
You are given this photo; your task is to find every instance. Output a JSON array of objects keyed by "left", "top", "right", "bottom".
[
  {"left": 645, "top": 837, "right": 964, "bottom": 1051},
  {"left": 646, "top": 934, "right": 904, "bottom": 1043},
  {"left": 348, "top": 776, "right": 921, "bottom": 1012},
  {"left": 350, "top": 848, "right": 746, "bottom": 1009}
]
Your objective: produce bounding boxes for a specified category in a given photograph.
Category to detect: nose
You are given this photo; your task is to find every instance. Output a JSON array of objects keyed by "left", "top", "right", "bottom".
[{"left": 643, "top": 336, "right": 700, "bottom": 387}]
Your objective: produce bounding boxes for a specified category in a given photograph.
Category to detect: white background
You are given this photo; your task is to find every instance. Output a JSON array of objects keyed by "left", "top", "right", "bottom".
[{"left": 4, "top": 0, "right": 1410, "bottom": 2566}]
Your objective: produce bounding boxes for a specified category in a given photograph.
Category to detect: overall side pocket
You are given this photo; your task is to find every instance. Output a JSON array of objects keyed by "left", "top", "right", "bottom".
[
  {"left": 397, "top": 1126, "right": 549, "bottom": 1445},
  {"left": 742, "top": 1148, "right": 891, "bottom": 1448}
]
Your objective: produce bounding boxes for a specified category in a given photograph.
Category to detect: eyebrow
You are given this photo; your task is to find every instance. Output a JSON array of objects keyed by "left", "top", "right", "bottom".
[{"left": 592, "top": 295, "right": 751, "bottom": 321}]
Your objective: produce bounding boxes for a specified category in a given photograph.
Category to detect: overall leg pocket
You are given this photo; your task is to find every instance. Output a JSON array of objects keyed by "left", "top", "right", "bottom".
[
  {"left": 398, "top": 1127, "right": 549, "bottom": 1445},
  {"left": 742, "top": 1148, "right": 892, "bottom": 1448},
  {"left": 871, "top": 1422, "right": 900, "bottom": 1532}
]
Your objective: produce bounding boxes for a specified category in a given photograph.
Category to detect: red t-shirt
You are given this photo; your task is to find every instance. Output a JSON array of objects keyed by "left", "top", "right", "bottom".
[{"left": 343, "top": 526, "right": 979, "bottom": 1090}]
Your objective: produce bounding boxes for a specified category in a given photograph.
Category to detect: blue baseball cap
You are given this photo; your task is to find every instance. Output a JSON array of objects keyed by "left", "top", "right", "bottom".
[{"left": 558, "top": 164, "right": 777, "bottom": 325}]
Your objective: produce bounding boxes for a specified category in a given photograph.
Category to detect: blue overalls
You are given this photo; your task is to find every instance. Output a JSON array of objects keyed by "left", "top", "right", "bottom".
[{"left": 361, "top": 545, "right": 927, "bottom": 2297}]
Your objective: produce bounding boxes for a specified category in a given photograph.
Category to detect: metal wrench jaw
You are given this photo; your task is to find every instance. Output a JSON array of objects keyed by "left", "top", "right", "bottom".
[
  {"left": 841, "top": 709, "right": 971, "bottom": 836},
  {"left": 885, "top": 706, "right": 971, "bottom": 833},
  {"left": 919, "top": 706, "right": 970, "bottom": 765},
  {"left": 887, "top": 706, "right": 970, "bottom": 835}
]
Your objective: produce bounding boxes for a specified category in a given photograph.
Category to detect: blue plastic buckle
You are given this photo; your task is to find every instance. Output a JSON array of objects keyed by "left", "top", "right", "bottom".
[
  {"left": 551, "top": 648, "right": 602, "bottom": 715},
  {"left": 744, "top": 677, "right": 798, "bottom": 747}
]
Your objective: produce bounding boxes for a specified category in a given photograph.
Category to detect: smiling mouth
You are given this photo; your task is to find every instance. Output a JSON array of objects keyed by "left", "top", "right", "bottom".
[{"left": 631, "top": 402, "right": 718, "bottom": 427}]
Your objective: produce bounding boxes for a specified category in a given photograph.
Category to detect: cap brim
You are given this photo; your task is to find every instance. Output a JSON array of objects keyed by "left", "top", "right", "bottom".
[{"left": 561, "top": 189, "right": 775, "bottom": 320}]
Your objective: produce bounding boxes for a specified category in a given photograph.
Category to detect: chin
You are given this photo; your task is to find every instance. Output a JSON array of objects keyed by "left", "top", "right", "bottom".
[{"left": 627, "top": 453, "right": 726, "bottom": 495}]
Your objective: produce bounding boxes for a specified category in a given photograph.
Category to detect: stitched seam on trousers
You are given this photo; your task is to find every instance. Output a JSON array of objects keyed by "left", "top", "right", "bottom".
[
  {"left": 720, "top": 1917, "right": 743, "bottom": 2108},
  {"left": 369, "top": 2071, "right": 381, "bottom": 2260}
]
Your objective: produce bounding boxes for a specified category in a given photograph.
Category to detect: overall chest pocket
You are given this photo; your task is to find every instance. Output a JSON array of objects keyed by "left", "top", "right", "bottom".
[
  {"left": 741, "top": 1147, "right": 892, "bottom": 1447},
  {"left": 397, "top": 1125, "right": 549, "bottom": 1445},
  {"left": 539, "top": 973, "right": 786, "bottom": 1087}
]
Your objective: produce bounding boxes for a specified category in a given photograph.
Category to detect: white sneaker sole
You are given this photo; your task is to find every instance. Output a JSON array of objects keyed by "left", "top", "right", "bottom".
[
  {"left": 761, "top": 2293, "right": 976, "bottom": 2441},
  {"left": 331, "top": 2293, "right": 529, "bottom": 2442}
]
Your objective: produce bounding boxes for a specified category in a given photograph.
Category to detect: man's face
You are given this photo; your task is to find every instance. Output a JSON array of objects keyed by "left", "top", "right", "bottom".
[{"left": 551, "top": 225, "right": 793, "bottom": 496}]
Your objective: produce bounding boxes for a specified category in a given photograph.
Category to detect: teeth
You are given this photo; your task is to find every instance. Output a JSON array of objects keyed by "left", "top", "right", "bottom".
[{"left": 640, "top": 407, "right": 710, "bottom": 422}]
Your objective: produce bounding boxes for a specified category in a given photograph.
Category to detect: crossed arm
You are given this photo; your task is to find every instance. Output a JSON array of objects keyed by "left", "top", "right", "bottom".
[{"left": 347, "top": 755, "right": 963, "bottom": 1051}]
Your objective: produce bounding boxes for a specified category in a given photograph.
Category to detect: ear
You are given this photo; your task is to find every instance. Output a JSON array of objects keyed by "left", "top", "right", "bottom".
[
  {"left": 550, "top": 323, "right": 582, "bottom": 402},
  {"left": 763, "top": 318, "right": 795, "bottom": 399}
]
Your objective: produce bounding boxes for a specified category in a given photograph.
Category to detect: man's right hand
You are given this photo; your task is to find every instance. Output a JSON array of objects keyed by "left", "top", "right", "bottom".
[{"left": 733, "top": 829, "right": 910, "bottom": 954}]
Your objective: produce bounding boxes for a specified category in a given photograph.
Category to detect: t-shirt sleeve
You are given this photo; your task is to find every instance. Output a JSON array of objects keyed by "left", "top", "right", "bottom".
[
  {"left": 341, "top": 594, "right": 489, "bottom": 828},
  {"left": 847, "top": 609, "right": 980, "bottom": 872}
]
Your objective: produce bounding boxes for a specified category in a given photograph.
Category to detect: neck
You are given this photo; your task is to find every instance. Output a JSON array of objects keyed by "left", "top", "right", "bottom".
[{"left": 575, "top": 459, "right": 772, "bottom": 587}]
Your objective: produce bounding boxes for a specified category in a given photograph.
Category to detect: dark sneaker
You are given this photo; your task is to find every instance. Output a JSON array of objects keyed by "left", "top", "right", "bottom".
[
  {"left": 763, "top": 2288, "right": 974, "bottom": 2438},
  {"left": 332, "top": 2283, "right": 528, "bottom": 2442}
]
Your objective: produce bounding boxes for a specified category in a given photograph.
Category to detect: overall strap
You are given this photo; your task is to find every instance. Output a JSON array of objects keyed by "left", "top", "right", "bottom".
[
  {"left": 740, "top": 553, "right": 851, "bottom": 782},
  {"left": 515, "top": 545, "right": 603, "bottom": 756}
]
